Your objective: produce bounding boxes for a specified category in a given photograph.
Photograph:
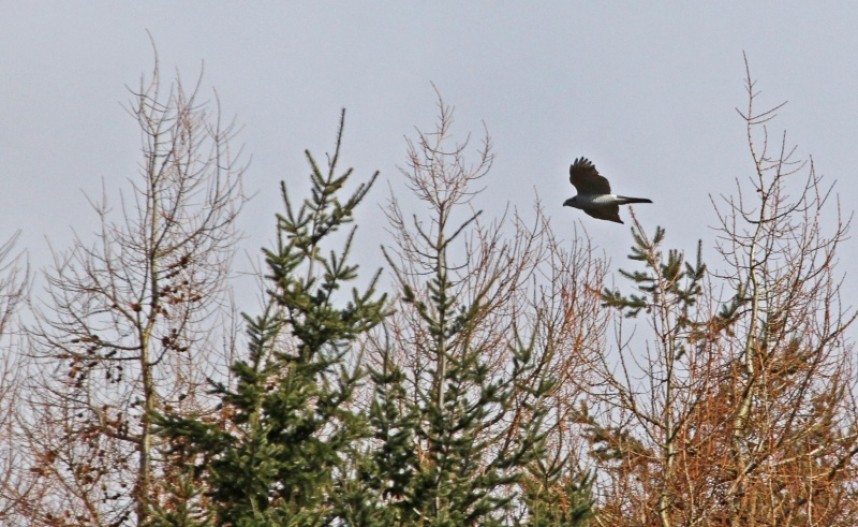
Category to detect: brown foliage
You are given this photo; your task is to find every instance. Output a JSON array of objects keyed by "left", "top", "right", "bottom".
[
  {"left": 587, "top": 57, "right": 858, "bottom": 527},
  {"left": 1, "top": 55, "right": 854, "bottom": 527}
]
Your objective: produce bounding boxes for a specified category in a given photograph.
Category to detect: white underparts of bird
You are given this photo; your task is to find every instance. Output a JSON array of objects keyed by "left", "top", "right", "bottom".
[{"left": 563, "top": 157, "right": 652, "bottom": 224}]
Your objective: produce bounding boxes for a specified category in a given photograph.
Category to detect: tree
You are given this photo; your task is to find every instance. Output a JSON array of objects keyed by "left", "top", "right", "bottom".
[
  {"left": 20, "top": 55, "right": 246, "bottom": 526},
  {"left": 707, "top": 56, "right": 858, "bottom": 527},
  {"left": 350, "top": 94, "right": 600, "bottom": 525},
  {"left": 156, "top": 94, "right": 601, "bottom": 527},
  {"left": 0, "top": 232, "right": 28, "bottom": 350},
  {"left": 592, "top": 221, "right": 722, "bottom": 526},
  {"left": 587, "top": 57, "right": 858, "bottom": 527},
  {"left": 12, "top": 47, "right": 852, "bottom": 527},
  {"left": 0, "top": 232, "right": 29, "bottom": 523},
  {"left": 154, "top": 110, "right": 388, "bottom": 526}
]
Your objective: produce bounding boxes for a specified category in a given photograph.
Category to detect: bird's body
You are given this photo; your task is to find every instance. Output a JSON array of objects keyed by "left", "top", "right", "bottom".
[{"left": 563, "top": 157, "right": 651, "bottom": 224}]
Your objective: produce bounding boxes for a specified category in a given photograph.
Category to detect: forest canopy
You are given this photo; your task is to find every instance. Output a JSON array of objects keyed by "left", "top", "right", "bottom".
[{"left": 0, "top": 57, "right": 855, "bottom": 527}]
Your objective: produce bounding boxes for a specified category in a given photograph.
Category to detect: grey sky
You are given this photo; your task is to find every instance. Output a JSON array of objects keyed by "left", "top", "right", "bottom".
[{"left": 3, "top": 3, "right": 857, "bottom": 326}]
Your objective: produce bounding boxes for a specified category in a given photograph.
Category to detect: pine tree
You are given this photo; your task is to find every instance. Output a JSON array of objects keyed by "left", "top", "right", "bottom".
[{"left": 153, "top": 110, "right": 387, "bottom": 526}]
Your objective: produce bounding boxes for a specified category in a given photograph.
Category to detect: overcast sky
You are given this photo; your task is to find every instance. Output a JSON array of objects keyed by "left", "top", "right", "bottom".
[{"left": 3, "top": 3, "right": 857, "bottom": 331}]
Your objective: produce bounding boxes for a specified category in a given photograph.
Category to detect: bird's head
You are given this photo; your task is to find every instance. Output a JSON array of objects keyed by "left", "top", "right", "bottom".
[{"left": 563, "top": 197, "right": 577, "bottom": 208}]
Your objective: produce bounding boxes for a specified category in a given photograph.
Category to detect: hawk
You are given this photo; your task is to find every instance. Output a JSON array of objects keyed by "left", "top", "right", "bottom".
[{"left": 563, "top": 157, "right": 652, "bottom": 224}]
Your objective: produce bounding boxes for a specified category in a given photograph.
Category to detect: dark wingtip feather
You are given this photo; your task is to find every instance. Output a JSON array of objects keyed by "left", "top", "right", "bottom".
[{"left": 570, "top": 157, "right": 595, "bottom": 178}]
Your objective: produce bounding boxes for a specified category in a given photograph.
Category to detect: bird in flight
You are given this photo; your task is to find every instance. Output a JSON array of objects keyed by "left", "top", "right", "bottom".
[{"left": 563, "top": 157, "right": 652, "bottom": 224}]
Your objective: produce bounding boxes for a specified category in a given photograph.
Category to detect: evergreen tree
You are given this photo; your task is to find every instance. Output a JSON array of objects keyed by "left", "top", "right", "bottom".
[
  {"left": 154, "top": 100, "right": 597, "bottom": 526},
  {"left": 153, "top": 110, "right": 387, "bottom": 526},
  {"left": 518, "top": 468, "right": 594, "bottom": 527},
  {"left": 594, "top": 222, "right": 709, "bottom": 525},
  {"left": 347, "top": 96, "right": 594, "bottom": 526}
]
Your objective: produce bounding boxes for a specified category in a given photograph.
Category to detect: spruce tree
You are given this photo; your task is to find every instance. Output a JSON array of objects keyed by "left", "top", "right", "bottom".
[
  {"left": 592, "top": 221, "right": 711, "bottom": 524},
  {"left": 347, "top": 96, "right": 594, "bottom": 526},
  {"left": 518, "top": 468, "right": 594, "bottom": 527},
  {"left": 153, "top": 110, "right": 387, "bottom": 526}
]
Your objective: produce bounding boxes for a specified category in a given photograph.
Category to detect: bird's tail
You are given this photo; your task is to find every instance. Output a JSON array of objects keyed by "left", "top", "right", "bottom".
[{"left": 617, "top": 196, "right": 653, "bottom": 205}]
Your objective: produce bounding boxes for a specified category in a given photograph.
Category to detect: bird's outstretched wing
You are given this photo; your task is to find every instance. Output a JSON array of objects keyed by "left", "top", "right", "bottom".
[
  {"left": 584, "top": 205, "right": 623, "bottom": 224},
  {"left": 569, "top": 157, "right": 611, "bottom": 195}
]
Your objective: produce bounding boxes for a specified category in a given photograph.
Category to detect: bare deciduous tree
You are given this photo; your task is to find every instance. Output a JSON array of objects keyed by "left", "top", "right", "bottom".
[
  {"left": 588, "top": 57, "right": 858, "bottom": 527},
  {"left": 709, "top": 56, "right": 858, "bottom": 527},
  {"left": 19, "top": 56, "right": 246, "bottom": 526},
  {"left": 0, "top": 232, "right": 29, "bottom": 523}
]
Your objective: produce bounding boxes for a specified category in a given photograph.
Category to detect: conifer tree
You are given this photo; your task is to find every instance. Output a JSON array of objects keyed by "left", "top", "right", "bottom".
[
  {"left": 352, "top": 95, "right": 596, "bottom": 526},
  {"left": 154, "top": 98, "right": 599, "bottom": 526},
  {"left": 596, "top": 221, "right": 709, "bottom": 526},
  {"left": 153, "top": 110, "right": 387, "bottom": 526}
]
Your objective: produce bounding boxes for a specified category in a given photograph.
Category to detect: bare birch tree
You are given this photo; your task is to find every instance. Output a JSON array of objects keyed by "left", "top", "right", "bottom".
[
  {"left": 588, "top": 57, "right": 858, "bottom": 527},
  {"left": 708, "top": 56, "right": 858, "bottom": 527}
]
